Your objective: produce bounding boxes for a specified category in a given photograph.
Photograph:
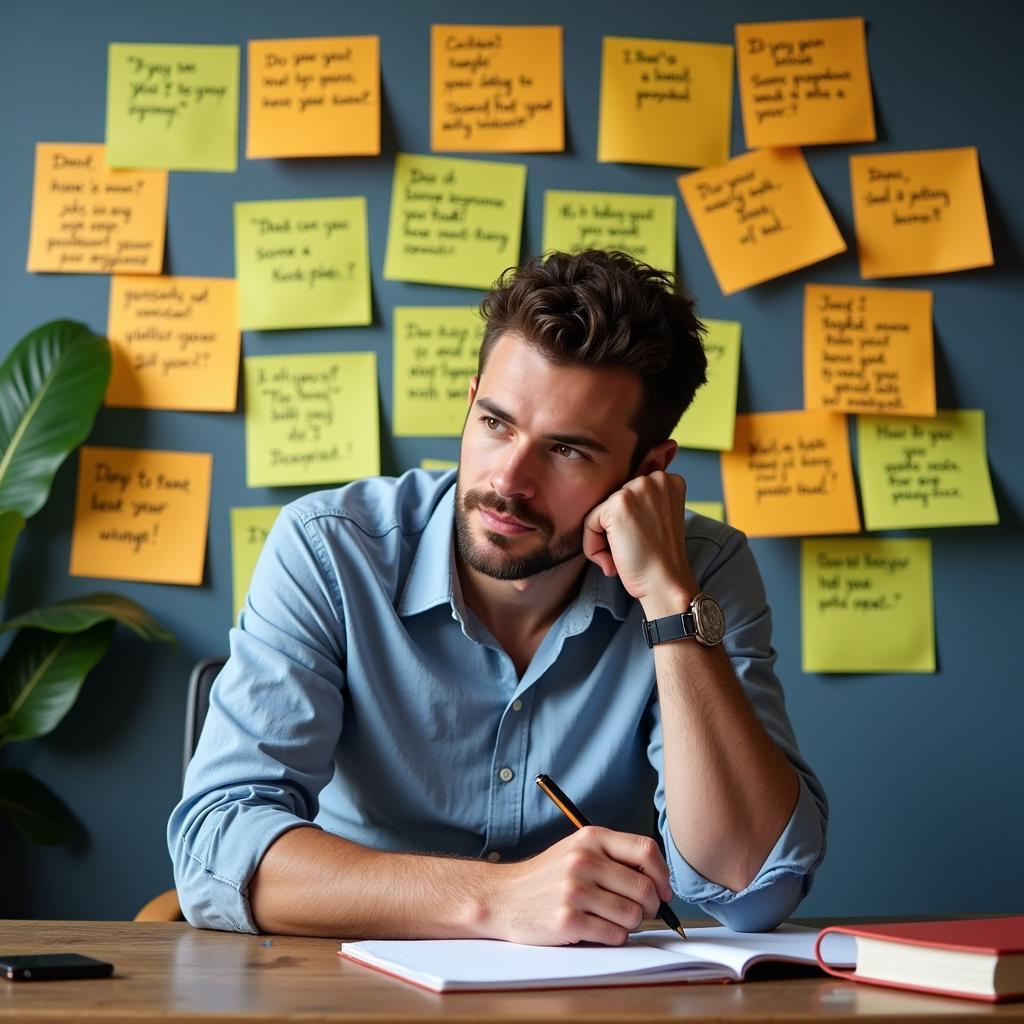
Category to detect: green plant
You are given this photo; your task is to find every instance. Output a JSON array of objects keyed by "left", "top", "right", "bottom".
[{"left": 0, "top": 320, "right": 173, "bottom": 845}]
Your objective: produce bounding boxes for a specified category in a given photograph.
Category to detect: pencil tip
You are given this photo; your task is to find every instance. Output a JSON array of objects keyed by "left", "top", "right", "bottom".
[{"left": 676, "top": 926, "right": 687, "bottom": 939}]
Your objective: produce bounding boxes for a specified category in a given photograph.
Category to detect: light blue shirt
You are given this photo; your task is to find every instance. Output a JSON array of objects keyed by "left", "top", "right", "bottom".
[{"left": 168, "top": 469, "right": 827, "bottom": 934}]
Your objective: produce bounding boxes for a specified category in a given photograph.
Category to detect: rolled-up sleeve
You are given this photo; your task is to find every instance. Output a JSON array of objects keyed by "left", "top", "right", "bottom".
[
  {"left": 648, "top": 527, "right": 828, "bottom": 932},
  {"left": 167, "top": 507, "right": 347, "bottom": 932}
]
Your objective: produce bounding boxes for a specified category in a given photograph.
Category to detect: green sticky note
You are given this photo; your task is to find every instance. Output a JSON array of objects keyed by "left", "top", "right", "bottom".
[
  {"left": 687, "top": 501, "right": 724, "bottom": 521},
  {"left": 802, "top": 538, "right": 935, "bottom": 673},
  {"left": 244, "top": 353, "right": 380, "bottom": 487},
  {"left": 420, "top": 458, "right": 458, "bottom": 471},
  {"left": 235, "top": 197, "right": 371, "bottom": 330},
  {"left": 542, "top": 190, "right": 676, "bottom": 271},
  {"left": 384, "top": 154, "right": 526, "bottom": 289},
  {"left": 857, "top": 410, "right": 999, "bottom": 530},
  {"left": 230, "top": 506, "right": 280, "bottom": 621},
  {"left": 393, "top": 307, "right": 484, "bottom": 436},
  {"left": 672, "top": 319, "right": 741, "bottom": 451},
  {"left": 106, "top": 43, "right": 239, "bottom": 171}
]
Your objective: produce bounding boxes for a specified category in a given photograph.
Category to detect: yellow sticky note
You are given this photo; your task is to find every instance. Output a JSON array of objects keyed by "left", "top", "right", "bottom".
[
  {"left": 678, "top": 148, "right": 845, "bottom": 295},
  {"left": 384, "top": 154, "right": 526, "bottom": 289},
  {"left": 245, "top": 353, "right": 380, "bottom": 487},
  {"left": 856, "top": 410, "right": 999, "bottom": 530},
  {"left": 687, "top": 501, "right": 724, "bottom": 522},
  {"left": 69, "top": 446, "right": 212, "bottom": 586},
  {"left": 735, "top": 18, "right": 875, "bottom": 149},
  {"left": 850, "top": 147, "right": 993, "bottom": 279},
  {"left": 721, "top": 411, "right": 860, "bottom": 538},
  {"left": 598, "top": 36, "right": 733, "bottom": 168},
  {"left": 421, "top": 458, "right": 458, "bottom": 471},
  {"left": 393, "top": 308, "right": 483, "bottom": 436},
  {"left": 27, "top": 143, "right": 167, "bottom": 275},
  {"left": 106, "top": 276, "right": 239, "bottom": 411},
  {"left": 542, "top": 191, "right": 676, "bottom": 271},
  {"left": 105, "top": 44, "right": 239, "bottom": 171},
  {"left": 230, "top": 506, "right": 281, "bottom": 621},
  {"left": 804, "top": 284, "right": 934, "bottom": 417},
  {"left": 431, "top": 25, "right": 563, "bottom": 152},
  {"left": 673, "top": 319, "right": 741, "bottom": 451},
  {"left": 234, "top": 197, "right": 371, "bottom": 330},
  {"left": 802, "top": 538, "right": 934, "bottom": 673},
  {"left": 247, "top": 36, "right": 380, "bottom": 158}
]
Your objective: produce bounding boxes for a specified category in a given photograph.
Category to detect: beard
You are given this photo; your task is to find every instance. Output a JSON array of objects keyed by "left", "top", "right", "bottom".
[{"left": 454, "top": 482, "right": 585, "bottom": 581}]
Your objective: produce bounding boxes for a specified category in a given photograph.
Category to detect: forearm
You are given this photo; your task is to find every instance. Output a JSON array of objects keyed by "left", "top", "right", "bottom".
[{"left": 248, "top": 826, "right": 497, "bottom": 938}]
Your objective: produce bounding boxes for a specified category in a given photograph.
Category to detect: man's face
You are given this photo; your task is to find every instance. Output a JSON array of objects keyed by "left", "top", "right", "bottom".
[{"left": 455, "top": 333, "right": 642, "bottom": 581}]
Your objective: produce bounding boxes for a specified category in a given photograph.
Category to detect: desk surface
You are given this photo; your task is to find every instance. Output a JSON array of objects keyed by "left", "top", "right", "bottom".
[{"left": 1, "top": 919, "right": 1022, "bottom": 1023}]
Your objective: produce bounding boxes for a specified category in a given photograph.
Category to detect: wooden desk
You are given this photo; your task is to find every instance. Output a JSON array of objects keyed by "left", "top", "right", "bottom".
[{"left": 1, "top": 919, "right": 1021, "bottom": 1023}]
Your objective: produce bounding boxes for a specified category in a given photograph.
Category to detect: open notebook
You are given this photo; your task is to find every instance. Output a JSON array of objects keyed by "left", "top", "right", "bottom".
[{"left": 339, "top": 924, "right": 857, "bottom": 993}]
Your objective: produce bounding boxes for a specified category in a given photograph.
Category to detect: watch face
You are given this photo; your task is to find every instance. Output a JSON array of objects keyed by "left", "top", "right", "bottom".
[{"left": 692, "top": 594, "right": 726, "bottom": 645}]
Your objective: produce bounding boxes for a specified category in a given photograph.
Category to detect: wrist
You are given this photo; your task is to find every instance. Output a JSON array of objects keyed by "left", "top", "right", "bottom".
[
  {"left": 451, "top": 859, "right": 506, "bottom": 939},
  {"left": 639, "top": 580, "right": 698, "bottom": 620}
]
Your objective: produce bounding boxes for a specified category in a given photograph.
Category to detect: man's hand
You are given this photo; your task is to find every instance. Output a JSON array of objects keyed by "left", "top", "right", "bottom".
[
  {"left": 483, "top": 827, "right": 674, "bottom": 946},
  {"left": 582, "top": 471, "right": 699, "bottom": 613}
]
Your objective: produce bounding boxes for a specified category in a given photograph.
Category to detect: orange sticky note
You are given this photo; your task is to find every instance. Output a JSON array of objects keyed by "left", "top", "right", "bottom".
[
  {"left": 678, "top": 148, "right": 845, "bottom": 295},
  {"left": 106, "top": 276, "right": 240, "bottom": 411},
  {"left": 69, "top": 447, "right": 213, "bottom": 586},
  {"left": 735, "top": 17, "right": 875, "bottom": 149},
  {"left": 27, "top": 143, "right": 167, "bottom": 274},
  {"left": 850, "top": 147, "right": 993, "bottom": 279},
  {"left": 803, "top": 284, "right": 935, "bottom": 417},
  {"left": 247, "top": 36, "right": 380, "bottom": 158},
  {"left": 721, "top": 411, "right": 860, "bottom": 538},
  {"left": 431, "top": 25, "right": 563, "bottom": 152}
]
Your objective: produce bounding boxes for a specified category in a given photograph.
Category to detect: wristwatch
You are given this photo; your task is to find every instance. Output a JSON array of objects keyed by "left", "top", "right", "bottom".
[{"left": 642, "top": 592, "right": 726, "bottom": 648}]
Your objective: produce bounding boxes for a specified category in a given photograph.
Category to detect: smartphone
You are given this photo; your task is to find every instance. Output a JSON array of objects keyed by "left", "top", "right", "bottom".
[{"left": 0, "top": 953, "right": 113, "bottom": 981}]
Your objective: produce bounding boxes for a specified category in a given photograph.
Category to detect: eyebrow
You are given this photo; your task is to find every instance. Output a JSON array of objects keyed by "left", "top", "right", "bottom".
[{"left": 475, "top": 397, "right": 612, "bottom": 454}]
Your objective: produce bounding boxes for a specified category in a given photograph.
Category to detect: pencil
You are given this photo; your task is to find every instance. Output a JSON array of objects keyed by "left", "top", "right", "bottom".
[{"left": 535, "top": 773, "right": 686, "bottom": 940}]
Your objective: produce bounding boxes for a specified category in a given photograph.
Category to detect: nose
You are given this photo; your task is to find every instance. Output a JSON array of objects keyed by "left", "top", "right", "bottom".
[{"left": 490, "top": 442, "right": 536, "bottom": 501}]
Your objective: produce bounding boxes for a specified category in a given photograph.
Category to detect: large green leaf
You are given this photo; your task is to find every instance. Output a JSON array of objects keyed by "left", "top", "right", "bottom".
[
  {"left": 0, "top": 509, "right": 24, "bottom": 602},
  {"left": 0, "top": 621, "right": 115, "bottom": 747},
  {"left": 0, "top": 767, "right": 79, "bottom": 845},
  {"left": 0, "top": 320, "right": 111, "bottom": 519},
  {"left": 1, "top": 592, "right": 174, "bottom": 643}
]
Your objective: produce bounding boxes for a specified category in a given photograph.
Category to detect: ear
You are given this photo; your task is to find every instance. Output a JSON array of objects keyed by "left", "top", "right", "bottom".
[
  {"left": 633, "top": 439, "right": 678, "bottom": 477},
  {"left": 468, "top": 375, "right": 479, "bottom": 406}
]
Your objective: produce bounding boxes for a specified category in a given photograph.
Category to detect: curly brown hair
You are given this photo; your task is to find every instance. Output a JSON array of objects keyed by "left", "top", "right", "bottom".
[{"left": 478, "top": 250, "right": 707, "bottom": 463}]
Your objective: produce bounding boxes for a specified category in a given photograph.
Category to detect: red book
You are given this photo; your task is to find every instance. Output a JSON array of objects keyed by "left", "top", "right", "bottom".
[{"left": 815, "top": 916, "right": 1024, "bottom": 1003}]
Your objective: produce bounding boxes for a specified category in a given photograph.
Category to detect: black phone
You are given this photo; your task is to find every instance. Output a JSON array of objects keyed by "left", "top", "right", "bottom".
[{"left": 0, "top": 953, "right": 114, "bottom": 981}]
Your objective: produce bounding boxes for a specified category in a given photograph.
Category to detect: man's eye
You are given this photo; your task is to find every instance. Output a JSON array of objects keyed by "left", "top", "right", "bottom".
[
  {"left": 554, "top": 444, "right": 583, "bottom": 460},
  {"left": 482, "top": 416, "right": 504, "bottom": 431}
]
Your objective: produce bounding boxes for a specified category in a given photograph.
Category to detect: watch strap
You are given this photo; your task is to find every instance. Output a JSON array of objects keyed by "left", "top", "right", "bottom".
[{"left": 642, "top": 611, "right": 697, "bottom": 648}]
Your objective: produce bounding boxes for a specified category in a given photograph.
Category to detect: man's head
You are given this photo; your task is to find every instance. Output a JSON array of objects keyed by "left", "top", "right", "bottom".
[{"left": 455, "top": 249, "right": 708, "bottom": 583}]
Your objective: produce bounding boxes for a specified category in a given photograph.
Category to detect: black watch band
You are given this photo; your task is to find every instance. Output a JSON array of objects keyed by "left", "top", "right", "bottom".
[{"left": 642, "top": 611, "right": 697, "bottom": 648}]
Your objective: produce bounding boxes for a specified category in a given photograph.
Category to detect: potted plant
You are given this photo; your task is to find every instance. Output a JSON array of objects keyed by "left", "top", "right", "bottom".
[{"left": 0, "top": 319, "right": 172, "bottom": 845}]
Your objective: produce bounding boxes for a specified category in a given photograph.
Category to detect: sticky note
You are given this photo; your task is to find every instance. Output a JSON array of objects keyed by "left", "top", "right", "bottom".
[
  {"left": 678, "top": 148, "right": 845, "bottom": 295},
  {"left": 393, "top": 308, "right": 483, "bottom": 436},
  {"left": 850, "top": 147, "right": 993, "bottom": 279},
  {"left": 421, "top": 458, "right": 458, "bottom": 470},
  {"left": 687, "top": 501, "right": 724, "bottom": 522},
  {"left": 735, "top": 17, "right": 875, "bottom": 149},
  {"left": 27, "top": 143, "right": 167, "bottom": 275},
  {"left": 856, "top": 410, "right": 998, "bottom": 530},
  {"left": 234, "top": 197, "right": 371, "bottom": 330},
  {"left": 542, "top": 191, "right": 676, "bottom": 271},
  {"left": 247, "top": 36, "right": 380, "bottom": 158},
  {"left": 244, "top": 353, "right": 379, "bottom": 487},
  {"left": 721, "top": 410, "right": 860, "bottom": 538},
  {"left": 672, "top": 318, "right": 741, "bottom": 451},
  {"left": 384, "top": 154, "right": 526, "bottom": 289},
  {"left": 69, "top": 446, "right": 212, "bottom": 585},
  {"left": 431, "top": 25, "right": 563, "bottom": 152},
  {"left": 230, "top": 506, "right": 281, "bottom": 621},
  {"left": 105, "top": 43, "right": 239, "bottom": 171},
  {"left": 803, "top": 284, "right": 934, "bottom": 417},
  {"left": 106, "top": 276, "right": 240, "bottom": 411},
  {"left": 598, "top": 36, "right": 733, "bottom": 168},
  {"left": 802, "top": 538, "right": 935, "bottom": 673}
]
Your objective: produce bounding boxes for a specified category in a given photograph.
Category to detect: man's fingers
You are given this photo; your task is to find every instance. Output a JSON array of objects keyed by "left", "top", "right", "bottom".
[{"left": 594, "top": 830, "right": 672, "bottom": 907}]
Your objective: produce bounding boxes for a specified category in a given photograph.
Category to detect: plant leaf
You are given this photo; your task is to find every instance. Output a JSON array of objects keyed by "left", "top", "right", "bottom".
[
  {"left": 0, "top": 509, "right": 25, "bottom": 602},
  {"left": 0, "top": 767, "right": 79, "bottom": 845},
  {"left": 1, "top": 592, "right": 174, "bottom": 643},
  {"left": 0, "top": 320, "right": 110, "bottom": 519},
  {"left": 0, "top": 621, "right": 115, "bottom": 746}
]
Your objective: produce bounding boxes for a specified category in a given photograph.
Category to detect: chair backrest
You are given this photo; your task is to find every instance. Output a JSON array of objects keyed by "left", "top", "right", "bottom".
[{"left": 182, "top": 656, "right": 227, "bottom": 785}]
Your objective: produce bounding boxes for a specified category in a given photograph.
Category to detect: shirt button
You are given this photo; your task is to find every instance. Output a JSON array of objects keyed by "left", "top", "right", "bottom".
[
  {"left": 511, "top": 699, "right": 523, "bottom": 712},
  {"left": 486, "top": 851, "right": 502, "bottom": 862},
  {"left": 498, "top": 767, "right": 514, "bottom": 783}
]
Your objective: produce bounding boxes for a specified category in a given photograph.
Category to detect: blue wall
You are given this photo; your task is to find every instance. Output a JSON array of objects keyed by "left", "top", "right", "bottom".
[{"left": 1, "top": 0, "right": 1021, "bottom": 921}]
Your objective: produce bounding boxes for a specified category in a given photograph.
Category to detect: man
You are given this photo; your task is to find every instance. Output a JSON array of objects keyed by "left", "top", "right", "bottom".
[{"left": 169, "top": 250, "right": 826, "bottom": 943}]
